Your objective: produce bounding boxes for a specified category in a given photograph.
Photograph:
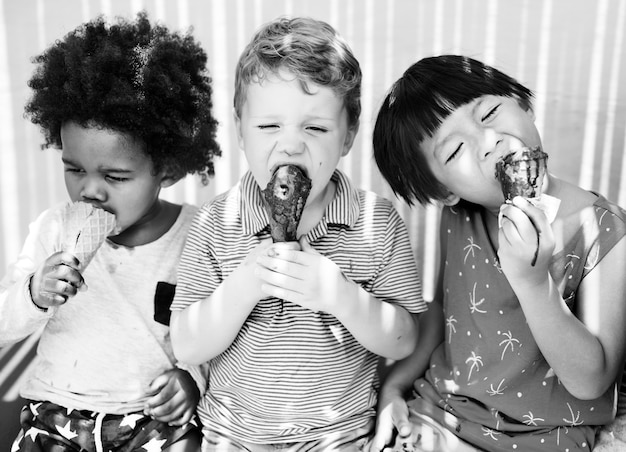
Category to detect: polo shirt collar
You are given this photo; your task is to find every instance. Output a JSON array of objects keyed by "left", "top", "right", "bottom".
[{"left": 239, "top": 169, "right": 360, "bottom": 237}]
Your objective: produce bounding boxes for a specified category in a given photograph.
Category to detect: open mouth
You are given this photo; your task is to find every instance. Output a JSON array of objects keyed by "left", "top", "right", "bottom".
[{"left": 270, "top": 163, "right": 308, "bottom": 179}]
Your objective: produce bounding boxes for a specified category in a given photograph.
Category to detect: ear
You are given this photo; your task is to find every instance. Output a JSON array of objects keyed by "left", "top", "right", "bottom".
[
  {"left": 441, "top": 192, "right": 461, "bottom": 206},
  {"left": 517, "top": 97, "right": 536, "bottom": 121},
  {"left": 159, "top": 172, "right": 180, "bottom": 188},
  {"left": 341, "top": 122, "right": 359, "bottom": 157},
  {"left": 233, "top": 108, "right": 245, "bottom": 150}
]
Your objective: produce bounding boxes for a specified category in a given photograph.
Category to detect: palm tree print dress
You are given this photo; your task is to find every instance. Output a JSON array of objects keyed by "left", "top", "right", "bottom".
[{"left": 412, "top": 195, "right": 626, "bottom": 452}]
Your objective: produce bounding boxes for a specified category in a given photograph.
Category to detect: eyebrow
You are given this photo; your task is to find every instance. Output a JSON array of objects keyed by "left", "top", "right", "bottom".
[
  {"left": 61, "top": 157, "right": 134, "bottom": 173},
  {"left": 472, "top": 97, "right": 487, "bottom": 117},
  {"left": 433, "top": 98, "right": 487, "bottom": 159},
  {"left": 433, "top": 136, "right": 452, "bottom": 160}
]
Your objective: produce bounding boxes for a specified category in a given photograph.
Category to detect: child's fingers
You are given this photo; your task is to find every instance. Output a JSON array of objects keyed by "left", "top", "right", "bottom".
[
  {"left": 46, "top": 253, "right": 84, "bottom": 286},
  {"left": 147, "top": 397, "right": 188, "bottom": 423},
  {"left": 53, "top": 263, "right": 85, "bottom": 289},
  {"left": 370, "top": 414, "right": 396, "bottom": 451},
  {"left": 33, "top": 290, "right": 67, "bottom": 307},
  {"left": 510, "top": 196, "right": 548, "bottom": 235},
  {"left": 369, "top": 427, "right": 393, "bottom": 451},
  {"left": 396, "top": 419, "right": 413, "bottom": 438},
  {"left": 256, "top": 253, "right": 306, "bottom": 279},
  {"left": 158, "top": 404, "right": 194, "bottom": 426},
  {"left": 144, "top": 375, "right": 173, "bottom": 413},
  {"left": 145, "top": 384, "right": 194, "bottom": 425},
  {"left": 499, "top": 202, "right": 537, "bottom": 242},
  {"left": 39, "top": 278, "right": 78, "bottom": 300},
  {"left": 298, "top": 237, "right": 318, "bottom": 255},
  {"left": 31, "top": 258, "right": 86, "bottom": 307},
  {"left": 55, "top": 251, "right": 82, "bottom": 270},
  {"left": 502, "top": 197, "right": 554, "bottom": 264},
  {"left": 266, "top": 243, "right": 302, "bottom": 262},
  {"left": 147, "top": 373, "right": 170, "bottom": 394},
  {"left": 259, "top": 283, "right": 303, "bottom": 305}
]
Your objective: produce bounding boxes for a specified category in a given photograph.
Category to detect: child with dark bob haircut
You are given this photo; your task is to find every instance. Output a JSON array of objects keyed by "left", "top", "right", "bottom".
[
  {"left": 370, "top": 55, "right": 626, "bottom": 451},
  {"left": 0, "top": 11, "right": 220, "bottom": 452}
]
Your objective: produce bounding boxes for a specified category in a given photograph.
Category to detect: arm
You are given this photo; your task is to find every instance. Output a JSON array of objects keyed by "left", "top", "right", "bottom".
[
  {"left": 144, "top": 367, "right": 200, "bottom": 426},
  {"left": 370, "top": 303, "right": 445, "bottom": 452},
  {"left": 0, "top": 209, "right": 72, "bottom": 346},
  {"left": 170, "top": 239, "right": 273, "bottom": 365},
  {"left": 379, "top": 298, "right": 444, "bottom": 399},
  {"left": 327, "top": 267, "right": 419, "bottom": 360},
  {"left": 370, "top": 225, "right": 447, "bottom": 452},
  {"left": 255, "top": 238, "right": 419, "bottom": 360},
  {"left": 255, "top": 204, "right": 424, "bottom": 360},
  {"left": 0, "top": 270, "right": 52, "bottom": 347},
  {"left": 499, "top": 197, "right": 626, "bottom": 399}
]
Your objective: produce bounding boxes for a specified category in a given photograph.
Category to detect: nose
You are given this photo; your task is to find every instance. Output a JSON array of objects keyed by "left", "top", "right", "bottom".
[
  {"left": 79, "top": 177, "right": 106, "bottom": 202},
  {"left": 278, "top": 128, "right": 305, "bottom": 156},
  {"left": 481, "top": 128, "right": 504, "bottom": 159}
]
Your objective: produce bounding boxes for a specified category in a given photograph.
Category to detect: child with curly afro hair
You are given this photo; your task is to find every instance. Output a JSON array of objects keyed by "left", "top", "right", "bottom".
[{"left": 1, "top": 11, "right": 220, "bottom": 452}]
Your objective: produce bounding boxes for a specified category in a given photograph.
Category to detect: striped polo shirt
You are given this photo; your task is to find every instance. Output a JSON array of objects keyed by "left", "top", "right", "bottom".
[{"left": 172, "top": 169, "right": 426, "bottom": 443}]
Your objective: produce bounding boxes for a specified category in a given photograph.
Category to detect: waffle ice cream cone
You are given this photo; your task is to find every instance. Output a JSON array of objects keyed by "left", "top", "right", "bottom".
[
  {"left": 261, "top": 165, "right": 312, "bottom": 242},
  {"left": 61, "top": 202, "right": 118, "bottom": 270},
  {"left": 496, "top": 146, "right": 548, "bottom": 202}
]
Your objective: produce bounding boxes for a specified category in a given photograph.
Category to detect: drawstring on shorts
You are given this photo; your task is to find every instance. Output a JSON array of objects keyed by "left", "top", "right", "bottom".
[{"left": 94, "top": 411, "right": 106, "bottom": 452}]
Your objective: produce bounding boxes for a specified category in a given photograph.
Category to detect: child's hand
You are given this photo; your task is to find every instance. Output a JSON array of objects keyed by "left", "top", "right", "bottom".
[
  {"left": 144, "top": 368, "right": 199, "bottom": 426},
  {"left": 498, "top": 196, "right": 555, "bottom": 284},
  {"left": 254, "top": 238, "right": 349, "bottom": 315},
  {"left": 233, "top": 238, "right": 290, "bottom": 302},
  {"left": 369, "top": 393, "right": 412, "bottom": 452},
  {"left": 29, "top": 251, "right": 84, "bottom": 309}
]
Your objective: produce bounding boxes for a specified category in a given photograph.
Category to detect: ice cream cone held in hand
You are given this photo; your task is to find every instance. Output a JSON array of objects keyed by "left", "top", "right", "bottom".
[
  {"left": 60, "top": 202, "right": 119, "bottom": 271},
  {"left": 495, "top": 146, "right": 548, "bottom": 202},
  {"left": 261, "top": 164, "right": 311, "bottom": 242}
]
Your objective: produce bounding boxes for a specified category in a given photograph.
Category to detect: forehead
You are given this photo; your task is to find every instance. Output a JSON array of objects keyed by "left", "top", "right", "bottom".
[
  {"left": 425, "top": 99, "right": 479, "bottom": 142},
  {"left": 61, "top": 122, "right": 150, "bottom": 167},
  {"left": 243, "top": 74, "right": 345, "bottom": 116}
]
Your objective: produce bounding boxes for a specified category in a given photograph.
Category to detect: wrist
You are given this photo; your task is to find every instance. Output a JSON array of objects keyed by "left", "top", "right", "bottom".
[
  {"left": 510, "top": 274, "right": 553, "bottom": 309},
  {"left": 380, "top": 381, "right": 409, "bottom": 403},
  {"left": 28, "top": 277, "right": 48, "bottom": 312},
  {"left": 332, "top": 276, "right": 361, "bottom": 320},
  {"left": 226, "top": 265, "right": 261, "bottom": 309}
]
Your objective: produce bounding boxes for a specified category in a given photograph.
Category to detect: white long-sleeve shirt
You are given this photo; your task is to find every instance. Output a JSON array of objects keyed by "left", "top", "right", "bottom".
[{"left": 0, "top": 203, "right": 204, "bottom": 414}]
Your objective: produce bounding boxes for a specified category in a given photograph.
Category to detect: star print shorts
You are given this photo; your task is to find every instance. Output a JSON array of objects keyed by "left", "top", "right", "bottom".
[{"left": 11, "top": 400, "right": 200, "bottom": 452}]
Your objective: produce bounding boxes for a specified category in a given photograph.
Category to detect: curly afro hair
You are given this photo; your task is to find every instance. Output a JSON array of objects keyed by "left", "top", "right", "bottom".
[{"left": 25, "top": 11, "right": 220, "bottom": 183}]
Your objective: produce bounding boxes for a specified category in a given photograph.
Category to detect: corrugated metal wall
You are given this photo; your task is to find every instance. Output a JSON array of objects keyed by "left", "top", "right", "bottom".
[{"left": 1, "top": 0, "right": 625, "bottom": 446}]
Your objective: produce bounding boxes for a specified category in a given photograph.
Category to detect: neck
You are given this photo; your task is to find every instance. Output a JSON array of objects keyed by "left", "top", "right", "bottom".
[{"left": 110, "top": 200, "right": 180, "bottom": 247}]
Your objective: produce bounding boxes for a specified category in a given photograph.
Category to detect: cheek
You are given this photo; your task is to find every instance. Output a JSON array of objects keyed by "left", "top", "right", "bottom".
[
  {"left": 308, "top": 162, "right": 336, "bottom": 192},
  {"left": 63, "top": 176, "right": 81, "bottom": 201}
]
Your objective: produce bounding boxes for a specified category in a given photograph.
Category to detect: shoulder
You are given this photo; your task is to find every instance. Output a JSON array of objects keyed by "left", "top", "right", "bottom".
[
  {"left": 30, "top": 202, "right": 69, "bottom": 244},
  {"left": 186, "top": 185, "right": 245, "bottom": 243},
  {"left": 587, "top": 196, "right": 626, "bottom": 253},
  {"left": 180, "top": 203, "right": 199, "bottom": 217},
  {"left": 354, "top": 189, "right": 408, "bottom": 232},
  {"left": 36, "top": 201, "right": 68, "bottom": 223},
  {"left": 195, "top": 185, "right": 240, "bottom": 220},
  {"left": 593, "top": 197, "right": 626, "bottom": 229},
  {"left": 551, "top": 177, "right": 597, "bottom": 220},
  {"left": 175, "top": 203, "right": 199, "bottom": 230},
  {"left": 356, "top": 188, "right": 394, "bottom": 210}
]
